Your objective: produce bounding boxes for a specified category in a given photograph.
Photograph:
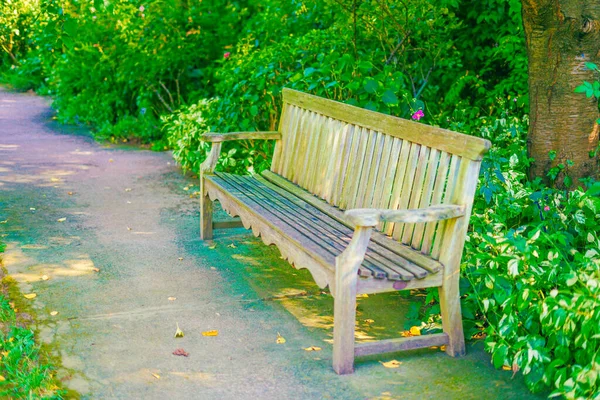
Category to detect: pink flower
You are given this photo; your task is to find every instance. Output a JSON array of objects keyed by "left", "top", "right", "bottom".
[
  {"left": 139, "top": 5, "right": 145, "bottom": 12},
  {"left": 411, "top": 109, "right": 424, "bottom": 121},
  {"left": 223, "top": 52, "right": 231, "bottom": 59},
  {"left": 543, "top": 205, "right": 550, "bottom": 211}
]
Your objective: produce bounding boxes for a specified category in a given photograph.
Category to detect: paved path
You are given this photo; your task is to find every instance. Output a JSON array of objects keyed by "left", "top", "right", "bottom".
[{"left": 0, "top": 88, "right": 543, "bottom": 399}]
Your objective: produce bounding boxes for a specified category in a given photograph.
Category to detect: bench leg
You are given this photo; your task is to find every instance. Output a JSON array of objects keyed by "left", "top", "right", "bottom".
[
  {"left": 332, "top": 226, "right": 372, "bottom": 375},
  {"left": 438, "top": 267, "right": 465, "bottom": 357},
  {"left": 200, "top": 192, "right": 213, "bottom": 240},
  {"left": 332, "top": 274, "right": 358, "bottom": 375}
]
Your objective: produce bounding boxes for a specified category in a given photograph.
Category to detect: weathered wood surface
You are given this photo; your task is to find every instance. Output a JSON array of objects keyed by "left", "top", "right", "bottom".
[
  {"left": 344, "top": 205, "right": 466, "bottom": 227},
  {"left": 207, "top": 172, "right": 440, "bottom": 282},
  {"left": 354, "top": 333, "right": 449, "bottom": 357},
  {"left": 281, "top": 88, "right": 491, "bottom": 160},
  {"left": 201, "top": 131, "right": 281, "bottom": 143},
  {"left": 261, "top": 171, "right": 443, "bottom": 274}
]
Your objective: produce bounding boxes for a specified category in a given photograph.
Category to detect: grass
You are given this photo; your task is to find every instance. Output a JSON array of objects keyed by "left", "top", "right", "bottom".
[{"left": 0, "top": 242, "right": 66, "bottom": 399}]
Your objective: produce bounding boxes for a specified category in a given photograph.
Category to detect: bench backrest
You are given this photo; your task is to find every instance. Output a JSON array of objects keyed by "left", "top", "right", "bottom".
[{"left": 270, "top": 88, "right": 490, "bottom": 259}]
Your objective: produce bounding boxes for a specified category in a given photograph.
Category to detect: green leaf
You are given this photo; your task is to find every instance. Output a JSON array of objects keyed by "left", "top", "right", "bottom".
[
  {"left": 363, "top": 78, "right": 378, "bottom": 94},
  {"left": 382, "top": 90, "right": 399, "bottom": 105}
]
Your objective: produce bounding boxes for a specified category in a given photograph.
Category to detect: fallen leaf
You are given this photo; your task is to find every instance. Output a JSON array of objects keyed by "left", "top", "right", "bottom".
[
  {"left": 183, "top": 187, "right": 189, "bottom": 191},
  {"left": 380, "top": 360, "right": 402, "bottom": 368},
  {"left": 92, "top": 268, "right": 100, "bottom": 272},
  {"left": 409, "top": 326, "right": 421, "bottom": 336},
  {"left": 41, "top": 275, "right": 49, "bottom": 281},
  {"left": 210, "top": 267, "right": 217, "bottom": 270},
  {"left": 127, "top": 227, "right": 132, "bottom": 231},
  {"left": 151, "top": 373, "right": 161, "bottom": 379},
  {"left": 0, "top": 375, "right": 5, "bottom": 382},
  {"left": 67, "top": 192, "right": 74, "bottom": 195},
  {"left": 357, "top": 293, "right": 369, "bottom": 298},
  {"left": 502, "top": 365, "right": 511, "bottom": 371},
  {"left": 50, "top": 311, "right": 58, "bottom": 316},
  {"left": 202, "top": 330, "right": 219, "bottom": 337},
  {"left": 0, "top": 220, "right": 7, "bottom": 224},
  {"left": 364, "top": 319, "right": 375, "bottom": 324},
  {"left": 50, "top": 178, "right": 61, "bottom": 182},
  {"left": 23, "top": 293, "right": 37, "bottom": 299},
  {"left": 172, "top": 348, "right": 189, "bottom": 357},
  {"left": 30, "top": 207, "right": 36, "bottom": 211},
  {"left": 276, "top": 333, "right": 286, "bottom": 344},
  {"left": 304, "top": 346, "right": 322, "bottom": 352},
  {"left": 227, "top": 243, "right": 237, "bottom": 249},
  {"left": 125, "top": 188, "right": 132, "bottom": 192},
  {"left": 168, "top": 297, "right": 176, "bottom": 301},
  {"left": 208, "top": 244, "right": 217, "bottom": 250},
  {"left": 57, "top": 217, "right": 66, "bottom": 222},
  {"left": 440, "top": 345, "right": 446, "bottom": 352},
  {"left": 175, "top": 322, "right": 184, "bottom": 338},
  {"left": 109, "top": 159, "right": 114, "bottom": 163},
  {"left": 127, "top": 201, "right": 131, "bottom": 204},
  {"left": 178, "top": 257, "right": 183, "bottom": 261}
]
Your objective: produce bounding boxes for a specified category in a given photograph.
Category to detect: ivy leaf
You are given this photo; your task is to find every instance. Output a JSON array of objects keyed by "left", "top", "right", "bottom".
[
  {"left": 382, "top": 90, "right": 399, "bottom": 105},
  {"left": 363, "top": 78, "right": 378, "bottom": 94}
]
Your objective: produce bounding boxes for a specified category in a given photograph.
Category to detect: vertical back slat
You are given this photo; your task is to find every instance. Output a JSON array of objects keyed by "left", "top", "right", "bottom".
[
  {"left": 323, "top": 120, "right": 346, "bottom": 202},
  {"left": 330, "top": 124, "right": 354, "bottom": 205},
  {"left": 358, "top": 131, "right": 386, "bottom": 209},
  {"left": 291, "top": 110, "right": 314, "bottom": 184},
  {"left": 280, "top": 106, "right": 303, "bottom": 178},
  {"left": 342, "top": 127, "right": 369, "bottom": 210},
  {"left": 353, "top": 130, "right": 378, "bottom": 209},
  {"left": 400, "top": 146, "right": 431, "bottom": 244},
  {"left": 411, "top": 149, "right": 441, "bottom": 250},
  {"left": 431, "top": 155, "right": 462, "bottom": 258},
  {"left": 420, "top": 152, "right": 452, "bottom": 254},
  {"left": 383, "top": 140, "right": 411, "bottom": 235},
  {"left": 271, "top": 104, "right": 291, "bottom": 172},
  {"left": 391, "top": 144, "right": 422, "bottom": 240}
]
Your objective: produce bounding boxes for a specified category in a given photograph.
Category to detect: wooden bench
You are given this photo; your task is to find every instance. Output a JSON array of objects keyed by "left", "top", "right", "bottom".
[{"left": 199, "top": 88, "right": 491, "bottom": 374}]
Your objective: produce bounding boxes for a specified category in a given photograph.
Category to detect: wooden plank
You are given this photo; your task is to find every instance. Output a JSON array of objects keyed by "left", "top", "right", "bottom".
[
  {"left": 282, "top": 88, "right": 491, "bottom": 161},
  {"left": 376, "top": 138, "right": 403, "bottom": 231},
  {"left": 338, "top": 125, "right": 361, "bottom": 210},
  {"left": 202, "top": 131, "right": 281, "bottom": 143},
  {"left": 354, "top": 333, "right": 449, "bottom": 357},
  {"left": 333, "top": 226, "right": 372, "bottom": 374},
  {"left": 420, "top": 152, "right": 451, "bottom": 255},
  {"left": 306, "top": 115, "right": 329, "bottom": 194},
  {"left": 329, "top": 123, "right": 353, "bottom": 204},
  {"left": 261, "top": 171, "right": 442, "bottom": 273},
  {"left": 290, "top": 109, "right": 312, "bottom": 184},
  {"left": 344, "top": 127, "right": 370, "bottom": 210},
  {"left": 358, "top": 131, "right": 386, "bottom": 209},
  {"left": 431, "top": 155, "right": 462, "bottom": 259},
  {"left": 383, "top": 140, "right": 411, "bottom": 235},
  {"left": 297, "top": 111, "right": 320, "bottom": 189},
  {"left": 369, "top": 134, "right": 394, "bottom": 209},
  {"left": 392, "top": 143, "right": 421, "bottom": 240},
  {"left": 322, "top": 119, "right": 345, "bottom": 203},
  {"left": 273, "top": 105, "right": 297, "bottom": 174},
  {"left": 353, "top": 130, "right": 377, "bottom": 209},
  {"left": 247, "top": 174, "right": 425, "bottom": 280},
  {"left": 281, "top": 107, "right": 305, "bottom": 180},
  {"left": 314, "top": 117, "right": 336, "bottom": 197},
  {"left": 411, "top": 149, "right": 441, "bottom": 250},
  {"left": 401, "top": 146, "right": 431, "bottom": 244},
  {"left": 271, "top": 103, "right": 291, "bottom": 172},
  {"left": 212, "top": 220, "right": 244, "bottom": 229},
  {"left": 203, "top": 177, "right": 335, "bottom": 290},
  {"left": 357, "top": 273, "right": 442, "bottom": 295}
]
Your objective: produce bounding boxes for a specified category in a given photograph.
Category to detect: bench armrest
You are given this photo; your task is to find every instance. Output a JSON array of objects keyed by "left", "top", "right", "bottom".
[
  {"left": 201, "top": 131, "right": 281, "bottom": 143},
  {"left": 200, "top": 131, "right": 281, "bottom": 173},
  {"left": 344, "top": 205, "right": 466, "bottom": 227}
]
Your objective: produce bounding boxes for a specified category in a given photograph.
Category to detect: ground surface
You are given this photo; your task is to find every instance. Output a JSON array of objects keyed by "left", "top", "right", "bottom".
[{"left": 0, "top": 87, "right": 545, "bottom": 399}]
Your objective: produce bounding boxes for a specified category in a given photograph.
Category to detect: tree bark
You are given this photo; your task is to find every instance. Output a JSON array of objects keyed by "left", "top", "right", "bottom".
[{"left": 522, "top": 0, "right": 600, "bottom": 187}]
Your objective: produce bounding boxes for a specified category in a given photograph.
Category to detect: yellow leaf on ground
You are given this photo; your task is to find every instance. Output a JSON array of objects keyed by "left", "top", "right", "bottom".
[
  {"left": 502, "top": 365, "right": 511, "bottom": 371},
  {"left": 92, "top": 268, "right": 100, "bottom": 272},
  {"left": 50, "top": 311, "right": 58, "bottom": 316},
  {"left": 409, "top": 326, "right": 421, "bottom": 336},
  {"left": 304, "top": 346, "right": 321, "bottom": 352},
  {"left": 357, "top": 294, "right": 369, "bottom": 298},
  {"left": 276, "top": 333, "right": 286, "bottom": 344},
  {"left": 67, "top": 192, "right": 74, "bottom": 195},
  {"left": 227, "top": 243, "right": 237, "bottom": 249},
  {"left": 380, "top": 360, "right": 402, "bottom": 368},
  {"left": 23, "top": 293, "right": 37, "bottom": 299},
  {"left": 178, "top": 257, "right": 183, "bottom": 261},
  {"left": 127, "top": 227, "right": 132, "bottom": 231},
  {"left": 41, "top": 275, "right": 49, "bottom": 281},
  {"left": 0, "top": 375, "right": 5, "bottom": 382},
  {"left": 202, "top": 330, "right": 219, "bottom": 337},
  {"left": 109, "top": 159, "right": 114, "bottom": 162},
  {"left": 208, "top": 244, "right": 217, "bottom": 250},
  {"left": 168, "top": 297, "right": 176, "bottom": 301},
  {"left": 440, "top": 345, "right": 446, "bottom": 352},
  {"left": 50, "top": 178, "right": 61, "bottom": 182},
  {"left": 57, "top": 218, "right": 66, "bottom": 222},
  {"left": 151, "top": 373, "right": 160, "bottom": 379},
  {"left": 175, "top": 322, "right": 184, "bottom": 338},
  {"left": 125, "top": 188, "right": 132, "bottom": 192},
  {"left": 364, "top": 319, "right": 375, "bottom": 324}
]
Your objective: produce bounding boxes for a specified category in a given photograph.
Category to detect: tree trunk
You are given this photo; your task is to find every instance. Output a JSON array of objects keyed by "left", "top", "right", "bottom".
[{"left": 522, "top": 0, "right": 600, "bottom": 187}]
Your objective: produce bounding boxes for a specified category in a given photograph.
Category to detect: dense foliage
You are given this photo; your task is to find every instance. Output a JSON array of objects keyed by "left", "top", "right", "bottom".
[{"left": 2, "top": 0, "right": 599, "bottom": 398}]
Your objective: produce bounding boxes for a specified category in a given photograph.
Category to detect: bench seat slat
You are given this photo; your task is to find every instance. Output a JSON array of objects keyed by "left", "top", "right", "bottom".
[
  {"left": 261, "top": 170, "right": 443, "bottom": 274},
  {"left": 219, "top": 173, "right": 422, "bottom": 281},
  {"left": 208, "top": 173, "right": 440, "bottom": 282}
]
